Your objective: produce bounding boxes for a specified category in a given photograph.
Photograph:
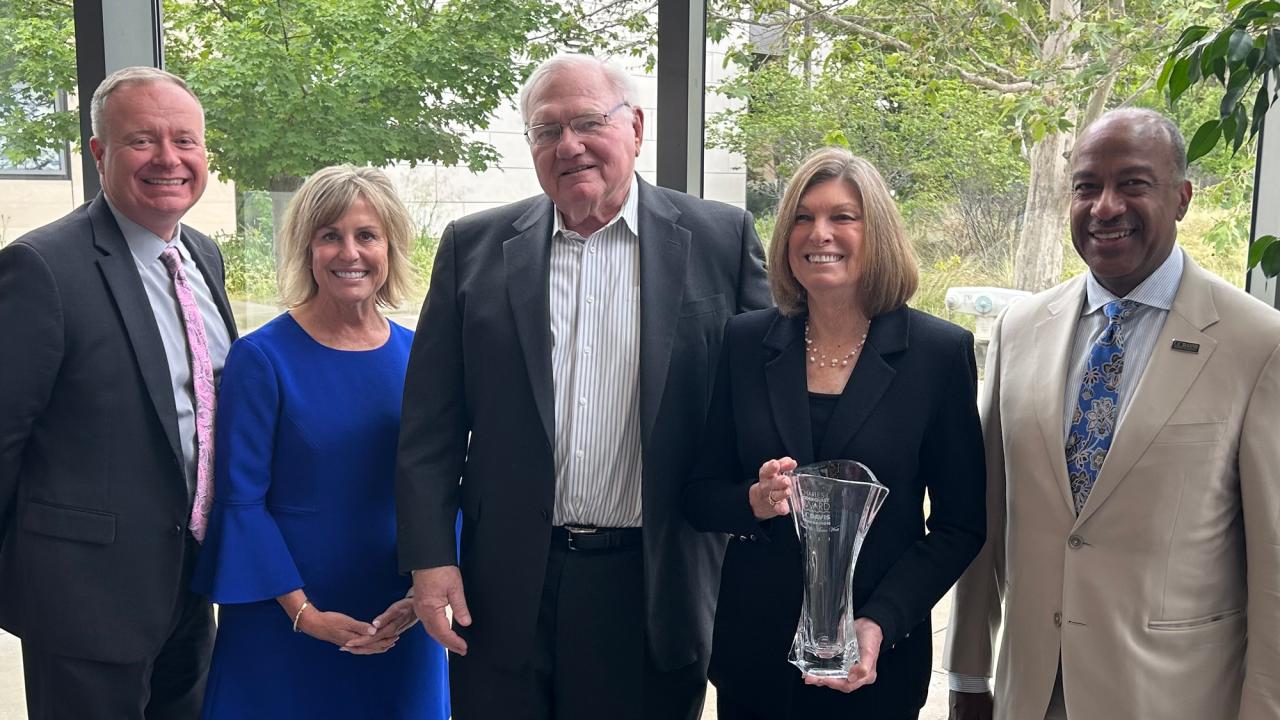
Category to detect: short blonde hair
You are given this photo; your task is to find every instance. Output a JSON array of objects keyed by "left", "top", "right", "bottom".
[
  {"left": 278, "top": 165, "right": 415, "bottom": 309},
  {"left": 769, "top": 148, "right": 918, "bottom": 316},
  {"left": 91, "top": 66, "right": 203, "bottom": 139}
]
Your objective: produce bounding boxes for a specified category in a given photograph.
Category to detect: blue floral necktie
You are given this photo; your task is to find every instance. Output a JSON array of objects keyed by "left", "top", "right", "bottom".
[{"left": 1065, "top": 299, "right": 1138, "bottom": 514}]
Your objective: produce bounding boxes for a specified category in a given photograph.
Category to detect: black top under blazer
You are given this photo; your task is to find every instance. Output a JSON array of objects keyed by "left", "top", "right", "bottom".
[{"left": 685, "top": 305, "right": 987, "bottom": 717}]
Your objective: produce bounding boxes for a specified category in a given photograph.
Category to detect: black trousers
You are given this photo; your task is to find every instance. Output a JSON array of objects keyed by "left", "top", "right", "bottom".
[
  {"left": 717, "top": 687, "right": 921, "bottom": 720},
  {"left": 451, "top": 531, "right": 707, "bottom": 720},
  {"left": 21, "top": 538, "right": 214, "bottom": 720}
]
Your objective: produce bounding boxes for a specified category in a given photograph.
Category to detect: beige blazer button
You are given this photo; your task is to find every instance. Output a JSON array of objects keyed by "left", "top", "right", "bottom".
[{"left": 1068, "top": 535, "right": 1083, "bottom": 549}]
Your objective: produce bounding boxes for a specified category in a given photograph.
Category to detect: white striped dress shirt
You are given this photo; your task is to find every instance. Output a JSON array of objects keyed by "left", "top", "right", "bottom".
[
  {"left": 1060, "top": 246, "right": 1184, "bottom": 438},
  {"left": 949, "top": 246, "right": 1186, "bottom": 694},
  {"left": 548, "top": 177, "right": 643, "bottom": 527}
]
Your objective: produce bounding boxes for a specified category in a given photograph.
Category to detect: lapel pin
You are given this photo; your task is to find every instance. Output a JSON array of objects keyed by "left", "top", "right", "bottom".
[{"left": 1171, "top": 340, "right": 1200, "bottom": 354}]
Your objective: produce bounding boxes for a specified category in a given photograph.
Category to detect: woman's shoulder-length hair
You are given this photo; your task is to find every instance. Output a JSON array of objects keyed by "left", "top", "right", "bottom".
[
  {"left": 277, "top": 164, "right": 416, "bottom": 309},
  {"left": 768, "top": 147, "right": 918, "bottom": 317}
]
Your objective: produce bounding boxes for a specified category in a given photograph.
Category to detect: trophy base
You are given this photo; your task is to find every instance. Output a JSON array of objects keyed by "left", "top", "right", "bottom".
[{"left": 788, "top": 646, "right": 861, "bottom": 679}]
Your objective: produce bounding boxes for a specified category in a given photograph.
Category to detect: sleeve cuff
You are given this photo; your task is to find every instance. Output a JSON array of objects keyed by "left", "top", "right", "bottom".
[
  {"left": 948, "top": 673, "right": 992, "bottom": 693},
  {"left": 191, "top": 501, "right": 304, "bottom": 603}
]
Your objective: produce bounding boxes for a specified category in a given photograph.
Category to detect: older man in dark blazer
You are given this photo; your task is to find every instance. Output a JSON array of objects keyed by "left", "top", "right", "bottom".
[
  {"left": 397, "top": 54, "right": 770, "bottom": 719},
  {"left": 0, "top": 67, "right": 236, "bottom": 718}
]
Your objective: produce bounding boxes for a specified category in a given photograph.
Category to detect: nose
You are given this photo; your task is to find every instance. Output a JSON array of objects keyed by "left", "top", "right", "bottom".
[
  {"left": 554, "top": 127, "right": 585, "bottom": 158},
  {"left": 809, "top": 217, "right": 835, "bottom": 244},
  {"left": 150, "top": 139, "right": 180, "bottom": 167},
  {"left": 337, "top": 236, "right": 360, "bottom": 261},
  {"left": 1091, "top": 185, "right": 1126, "bottom": 222}
]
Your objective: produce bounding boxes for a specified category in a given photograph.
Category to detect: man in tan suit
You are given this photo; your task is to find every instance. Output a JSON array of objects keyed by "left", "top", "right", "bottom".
[{"left": 945, "top": 108, "right": 1280, "bottom": 720}]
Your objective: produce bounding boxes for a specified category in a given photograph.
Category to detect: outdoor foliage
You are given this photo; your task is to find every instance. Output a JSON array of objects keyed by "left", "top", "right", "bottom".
[
  {"left": 0, "top": 0, "right": 77, "bottom": 166},
  {"left": 162, "top": 0, "right": 580, "bottom": 191},
  {"left": 1161, "top": 0, "right": 1280, "bottom": 277}
]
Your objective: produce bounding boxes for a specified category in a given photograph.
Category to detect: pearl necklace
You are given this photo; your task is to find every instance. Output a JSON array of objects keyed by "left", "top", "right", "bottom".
[{"left": 805, "top": 320, "right": 870, "bottom": 368}]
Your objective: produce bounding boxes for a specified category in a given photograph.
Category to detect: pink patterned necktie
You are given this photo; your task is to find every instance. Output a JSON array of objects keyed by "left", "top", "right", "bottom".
[{"left": 159, "top": 246, "right": 215, "bottom": 542}]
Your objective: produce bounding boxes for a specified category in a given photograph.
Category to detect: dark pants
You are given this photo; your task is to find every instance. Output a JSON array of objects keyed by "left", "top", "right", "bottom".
[
  {"left": 716, "top": 682, "right": 921, "bottom": 720},
  {"left": 21, "top": 539, "right": 214, "bottom": 720},
  {"left": 451, "top": 530, "right": 706, "bottom": 720}
]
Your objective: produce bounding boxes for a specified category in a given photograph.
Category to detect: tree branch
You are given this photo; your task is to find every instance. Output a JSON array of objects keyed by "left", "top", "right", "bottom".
[
  {"left": 785, "top": 0, "right": 1036, "bottom": 93},
  {"left": 968, "top": 49, "right": 1026, "bottom": 83}
]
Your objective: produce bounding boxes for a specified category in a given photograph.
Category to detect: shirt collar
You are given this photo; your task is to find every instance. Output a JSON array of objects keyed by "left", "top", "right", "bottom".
[
  {"left": 553, "top": 174, "right": 639, "bottom": 241},
  {"left": 1082, "top": 245, "right": 1184, "bottom": 316},
  {"left": 104, "top": 195, "right": 188, "bottom": 267}
]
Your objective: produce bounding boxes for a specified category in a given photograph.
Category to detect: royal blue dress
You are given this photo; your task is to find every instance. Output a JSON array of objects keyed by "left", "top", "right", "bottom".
[{"left": 192, "top": 313, "right": 449, "bottom": 720}]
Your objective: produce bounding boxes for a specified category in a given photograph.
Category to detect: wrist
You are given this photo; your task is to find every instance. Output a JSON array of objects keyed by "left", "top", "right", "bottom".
[{"left": 292, "top": 599, "right": 312, "bottom": 632}]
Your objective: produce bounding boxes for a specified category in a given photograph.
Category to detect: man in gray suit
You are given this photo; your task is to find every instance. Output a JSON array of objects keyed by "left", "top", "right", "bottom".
[
  {"left": 0, "top": 67, "right": 236, "bottom": 718},
  {"left": 397, "top": 54, "right": 770, "bottom": 719}
]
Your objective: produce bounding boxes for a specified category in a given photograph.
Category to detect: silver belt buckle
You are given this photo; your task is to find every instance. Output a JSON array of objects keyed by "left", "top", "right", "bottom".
[{"left": 564, "top": 524, "right": 598, "bottom": 551}]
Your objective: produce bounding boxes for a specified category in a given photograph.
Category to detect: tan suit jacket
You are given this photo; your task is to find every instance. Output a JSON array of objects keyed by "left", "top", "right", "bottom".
[{"left": 945, "top": 256, "right": 1280, "bottom": 719}]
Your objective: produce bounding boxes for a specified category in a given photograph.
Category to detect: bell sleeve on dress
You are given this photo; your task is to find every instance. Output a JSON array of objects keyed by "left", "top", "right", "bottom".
[{"left": 191, "top": 336, "right": 304, "bottom": 603}]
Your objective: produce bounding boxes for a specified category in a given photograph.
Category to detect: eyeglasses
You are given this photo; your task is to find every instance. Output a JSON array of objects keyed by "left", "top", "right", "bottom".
[{"left": 524, "top": 102, "right": 631, "bottom": 147}]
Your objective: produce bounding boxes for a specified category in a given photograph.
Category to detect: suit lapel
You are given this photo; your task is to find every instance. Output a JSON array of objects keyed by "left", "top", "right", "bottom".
[
  {"left": 763, "top": 314, "right": 815, "bottom": 465},
  {"left": 1033, "top": 279, "right": 1087, "bottom": 514},
  {"left": 637, "top": 180, "right": 692, "bottom": 446},
  {"left": 1076, "top": 260, "right": 1218, "bottom": 526},
  {"left": 504, "top": 199, "right": 556, "bottom": 447},
  {"left": 89, "top": 195, "right": 184, "bottom": 469},
  {"left": 818, "top": 307, "right": 904, "bottom": 460},
  {"left": 182, "top": 229, "right": 238, "bottom": 339}
]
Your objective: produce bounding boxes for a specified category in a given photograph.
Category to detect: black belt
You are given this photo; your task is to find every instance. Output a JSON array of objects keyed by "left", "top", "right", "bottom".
[{"left": 551, "top": 525, "right": 642, "bottom": 552}]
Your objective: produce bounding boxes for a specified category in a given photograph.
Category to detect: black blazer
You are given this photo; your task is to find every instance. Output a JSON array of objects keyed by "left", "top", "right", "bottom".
[
  {"left": 396, "top": 178, "right": 770, "bottom": 671},
  {"left": 0, "top": 194, "right": 237, "bottom": 663},
  {"left": 685, "top": 306, "right": 986, "bottom": 717}
]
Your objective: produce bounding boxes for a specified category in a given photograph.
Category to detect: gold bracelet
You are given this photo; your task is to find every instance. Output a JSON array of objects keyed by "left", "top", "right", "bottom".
[{"left": 292, "top": 600, "right": 311, "bottom": 633}]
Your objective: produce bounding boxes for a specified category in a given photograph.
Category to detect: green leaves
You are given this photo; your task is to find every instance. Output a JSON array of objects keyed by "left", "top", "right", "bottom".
[
  {"left": 1187, "top": 119, "right": 1222, "bottom": 163},
  {"left": 1255, "top": 236, "right": 1280, "bottom": 277},
  {"left": 1161, "top": 0, "right": 1280, "bottom": 171}
]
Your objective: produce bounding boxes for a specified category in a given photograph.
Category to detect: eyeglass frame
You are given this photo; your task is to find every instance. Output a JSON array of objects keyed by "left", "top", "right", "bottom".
[{"left": 523, "top": 101, "right": 632, "bottom": 147}]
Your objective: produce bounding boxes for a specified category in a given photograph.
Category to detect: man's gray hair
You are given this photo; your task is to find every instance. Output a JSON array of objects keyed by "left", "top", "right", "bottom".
[
  {"left": 90, "top": 66, "right": 203, "bottom": 139},
  {"left": 518, "top": 54, "right": 638, "bottom": 124},
  {"left": 1088, "top": 107, "right": 1188, "bottom": 179}
]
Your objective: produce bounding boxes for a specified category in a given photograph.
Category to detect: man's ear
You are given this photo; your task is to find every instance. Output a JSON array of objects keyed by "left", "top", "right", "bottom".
[
  {"left": 1176, "top": 179, "right": 1193, "bottom": 221},
  {"left": 631, "top": 106, "right": 645, "bottom": 156},
  {"left": 89, "top": 137, "right": 105, "bottom": 174}
]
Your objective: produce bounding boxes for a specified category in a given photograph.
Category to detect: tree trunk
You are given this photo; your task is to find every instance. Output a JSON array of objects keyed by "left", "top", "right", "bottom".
[
  {"left": 1013, "top": 130, "right": 1073, "bottom": 290},
  {"left": 1010, "top": 0, "right": 1082, "bottom": 291}
]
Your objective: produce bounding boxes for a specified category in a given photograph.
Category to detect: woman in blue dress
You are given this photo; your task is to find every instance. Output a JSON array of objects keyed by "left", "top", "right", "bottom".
[{"left": 192, "top": 165, "right": 449, "bottom": 719}]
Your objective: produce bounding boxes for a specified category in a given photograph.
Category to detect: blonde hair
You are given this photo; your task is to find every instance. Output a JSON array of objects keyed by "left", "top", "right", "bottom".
[
  {"left": 277, "top": 165, "right": 415, "bottom": 309},
  {"left": 90, "top": 66, "right": 203, "bottom": 139},
  {"left": 769, "top": 148, "right": 918, "bottom": 316}
]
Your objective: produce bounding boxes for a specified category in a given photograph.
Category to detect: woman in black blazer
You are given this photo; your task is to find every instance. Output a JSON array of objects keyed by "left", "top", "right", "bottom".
[{"left": 685, "top": 148, "right": 986, "bottom": 719}]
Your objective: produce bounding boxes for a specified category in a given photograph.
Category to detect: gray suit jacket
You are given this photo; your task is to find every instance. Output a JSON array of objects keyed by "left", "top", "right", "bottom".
[
  {"left": 396, "top": 178, "right": 770, "bottom": 670},
  {"left": 0, "top": 194, "right": 236, "bottom": 662}
]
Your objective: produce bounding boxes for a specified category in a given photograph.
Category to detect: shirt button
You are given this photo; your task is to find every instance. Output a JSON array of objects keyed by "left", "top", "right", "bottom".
[
  {"left": 583, "top": 346, "right": 591, "bottom": 354},
  {"left": 575, "top": 449, "right": 584, "bottom": 459},
  {"left": 1053, "top": 611, "right": 1062, "bottom": 627},
  {"left": 590, "top": 246, "right": 598, "bottom": 254},
  {"left": 171, "top": 524, "right": 183, "bottom": 536},
  {"left": 1068, "top": 535, "right": 1083, "bottom": 549},
  {"left": 578, "top": 397, "right": 587, "bottom": 406},
  {"left": 586, "top": 296, "right": 595, "bottom": 304}
]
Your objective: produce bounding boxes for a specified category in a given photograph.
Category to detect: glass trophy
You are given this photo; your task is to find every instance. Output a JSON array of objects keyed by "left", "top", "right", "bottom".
[{"left": 786, "top": 460, "right": 889, "bottom": 678}]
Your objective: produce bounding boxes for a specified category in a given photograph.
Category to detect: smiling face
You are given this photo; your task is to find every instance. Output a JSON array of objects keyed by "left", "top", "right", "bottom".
[
  {"left": 787, "top": 179, "right": 866, "bottom": 308},
  {"left": 89, "top": 81, "right": 208, "bottom": 239},
  {"left": 308, "top": 196, "right": 389, "bottom": 311},
  {"left": 525, "top": 65, "right": 643, "bottom": 237},
  {"left": 1069, "top": 116, "right": 1193, "bottom": 297}
]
